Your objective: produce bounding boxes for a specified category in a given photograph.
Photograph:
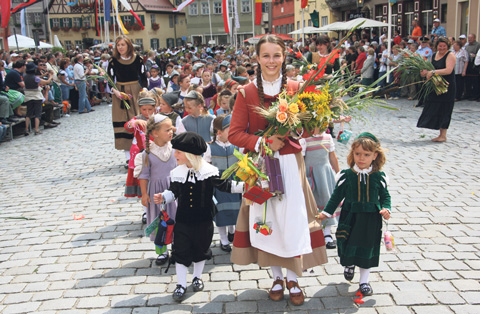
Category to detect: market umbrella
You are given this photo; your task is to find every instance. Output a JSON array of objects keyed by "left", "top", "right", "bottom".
[
  {"left": 343, "top": 18, "right": 391, "bottom": 29},
  {"left": 288, "top": 27, "right": 327, "bottom": 35}
]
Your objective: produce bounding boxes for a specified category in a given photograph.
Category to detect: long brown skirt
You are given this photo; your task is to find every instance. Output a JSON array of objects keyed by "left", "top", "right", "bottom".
[
  {"left": 112, "top": 81, "right": 141, "bottom": 151},
  {"left": 231, "top": 153, "right": 328, "bottom": 276}
]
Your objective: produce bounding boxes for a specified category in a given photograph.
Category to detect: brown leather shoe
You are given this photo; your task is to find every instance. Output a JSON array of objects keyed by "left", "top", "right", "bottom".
[
  {"left": 268, "top": 278, "right": 285, "bottom": 301},
  {"left": 286, "top": 279, "right": 305, "bottom": 306}
]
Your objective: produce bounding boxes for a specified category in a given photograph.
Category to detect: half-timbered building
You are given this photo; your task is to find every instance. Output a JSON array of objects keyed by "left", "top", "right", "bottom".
[{"left": 47, "top": 0, "right": 187, "bottom": 50}]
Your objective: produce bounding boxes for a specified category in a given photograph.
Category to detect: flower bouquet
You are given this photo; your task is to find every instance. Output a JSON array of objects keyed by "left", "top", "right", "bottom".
[
  {"left": 396, "top": 49, "right": 448, "bottom": 97},
  {"left": 87, "top": 64, "right": 132, "bottom": 109}
]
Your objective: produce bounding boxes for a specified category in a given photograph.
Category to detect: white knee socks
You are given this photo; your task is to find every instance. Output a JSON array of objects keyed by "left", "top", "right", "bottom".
[
  {"left": 124, "top": 150, "right": 130, "bottom": 161},
  {"left": 270, "top": 266, "right": 283, "bottom": 291},
  {"left": 193, "top": 260, "right": 205, "bottom": 279},
  {"left": 227, "top": 225, "right": 235, "bottom": 233},
  {"left": 359, "top": 267, "right": 370, "bottom": 284},
  {"left": 175, "top": 263, "right": 188, "bottom": 288},
  {"left": 218, "top": 226, "right": 229, "bottom": 245},
  {"left": 324, "top": 226, "right": 333, "bottom": 243},
  {"left": 286, "top": 269, "right": 301, "bottom": 293}
]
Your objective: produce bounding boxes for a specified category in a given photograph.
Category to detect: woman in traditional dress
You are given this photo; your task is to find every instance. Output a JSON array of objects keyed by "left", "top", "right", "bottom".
[
  {"left": 228, "top": 35, "right": 328, "bottom": 306},
  {"left": 108, "top": 35, "right": 148, "bottom": 165},
  {"left": 418, "top": 37, "right": 456, "bottom": 142}
]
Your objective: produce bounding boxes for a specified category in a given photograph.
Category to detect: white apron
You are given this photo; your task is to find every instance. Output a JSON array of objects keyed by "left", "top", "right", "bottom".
[{"left": 248, "top": 153, "right": 312, "bottom": 257}]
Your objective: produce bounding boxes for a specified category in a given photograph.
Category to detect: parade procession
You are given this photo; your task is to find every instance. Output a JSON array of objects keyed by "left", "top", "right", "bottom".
[{"left": 0, "top": 0, "right": 480, "bottom": 313}]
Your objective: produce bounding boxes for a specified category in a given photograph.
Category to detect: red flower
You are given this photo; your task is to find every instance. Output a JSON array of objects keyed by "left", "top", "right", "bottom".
[
  {"left": 302, "top": 67, "right": 326, "bottom": 82},
  {"left": 289, "top": 48, "right": 294, "bottom": 54},
  {"left": 295, "top": 51, "right": 303, "bottom": 58}
]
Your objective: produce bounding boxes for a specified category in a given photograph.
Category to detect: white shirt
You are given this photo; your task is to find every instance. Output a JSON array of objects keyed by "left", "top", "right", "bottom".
[
  {"left": 73, "top": 63, "right": 86, "bottom": 81},
  {"left": 475, "top": 49, "right": 480, "bottom": 66}
]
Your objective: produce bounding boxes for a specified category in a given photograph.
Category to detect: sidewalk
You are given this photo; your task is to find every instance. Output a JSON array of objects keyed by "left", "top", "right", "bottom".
[{"left": 0, "top": 100, "right": 479, "bottom": 313}]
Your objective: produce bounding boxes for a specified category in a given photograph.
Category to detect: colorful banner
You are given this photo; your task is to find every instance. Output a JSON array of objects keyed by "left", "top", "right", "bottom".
[
  {"left": 255, "top": 0, "right": 262, "bottom": 25},
  {"left": 11, "top": 0, "right": 42, "bottom": 14},
  {"left": 20, "top": 9, "right": 26, "bottom": 36},
  {"left": 223, "top": 0, "right": 231, "bottom": 33},
  {"left": 233, "top": 0, "right": 240, "bottom": 29}
]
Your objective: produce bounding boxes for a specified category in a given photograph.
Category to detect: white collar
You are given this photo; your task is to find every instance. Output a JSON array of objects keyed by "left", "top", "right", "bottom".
[
  {"left": 149, "top": 141, "right": 173, "bottom": 162},
  {"left": 150, "top": 76, "right": 160, "bottom": 81},
  {"left": 120, "top": 55, "right": 132, "bottom": 61},
  {"left": 170, "top": 162, "right": 219, "bottom": 184},
  {"left": 253, "top": 73, "right": 283, "bottom": 97},
  {"left": 354, "top": 164, "right": 373, "bottom": 174},
  {"left": 214, "top": 139, "right": 230, "bottom": 147}
]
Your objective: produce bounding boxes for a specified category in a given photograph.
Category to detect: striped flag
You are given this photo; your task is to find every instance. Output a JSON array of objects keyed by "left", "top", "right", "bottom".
[
  {"left": 174, "top": 0, "right": 196, "bottom": 12},
  {"left": 301, "top": 0, "right": 308, "bottom": 8},
  {"left": 255, "top": 0, "right": 262, "bottom": 25},
  {"left": 223, "top": 0, "right": 231, "bottom": 33}
]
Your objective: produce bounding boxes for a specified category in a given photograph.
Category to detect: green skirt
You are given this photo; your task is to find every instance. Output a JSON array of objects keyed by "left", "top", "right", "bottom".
[{"left": 336, "top": 210, "right": 382, "bottom": 269}]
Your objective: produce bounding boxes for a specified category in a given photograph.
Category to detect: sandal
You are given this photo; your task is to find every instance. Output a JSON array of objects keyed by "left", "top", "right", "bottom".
[
  {"left": 268, "top": 277, "right": 285, "bottom": 301},
  {"left": 324, "top": 235, "right": 337, "bottom": 249},
  {"left": 344, "top": 266, "right": 355, "bottom": 281},
  {"left": 142, "top": 213, "right": 147, "bottom": 224},
  {"left": 172, "top": 284, "right": 186, "bottom": 302},
  {"left": 286, "top": 279, "right": 305, "bottom": 306},
  {"left": 155, "top": 254, "right": 169, "bottom": 266},
  {"left": 359, "top": 283, "right": 373, "bottom": 296},
  {"left": 192, "top": 277, "right": 204, "bottom": 292}
]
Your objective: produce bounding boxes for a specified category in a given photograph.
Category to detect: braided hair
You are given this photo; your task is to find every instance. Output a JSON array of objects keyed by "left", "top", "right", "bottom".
[
  {"left": 255, "top": 35, "right": 288, "bottom": 106},
  {"left": 210, "top": 114, "right": 228, "bottom": 144},
  {"left": 143, "top": 115, "right": 170, "bottom": 167}
]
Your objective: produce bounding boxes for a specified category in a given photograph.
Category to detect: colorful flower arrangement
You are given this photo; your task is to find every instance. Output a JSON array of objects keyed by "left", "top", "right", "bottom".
[{"left": 396, "top": 49, "right": 448, "bottom": 97}]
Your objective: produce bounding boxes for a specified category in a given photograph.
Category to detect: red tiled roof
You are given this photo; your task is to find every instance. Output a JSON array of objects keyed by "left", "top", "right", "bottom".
[{"left": 138, "top": 0, "right": 177, "bottom": 12}]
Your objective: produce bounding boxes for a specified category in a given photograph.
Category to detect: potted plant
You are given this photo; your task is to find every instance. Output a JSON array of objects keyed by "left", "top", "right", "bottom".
[
  {"left": 62, "top": 26, "right": 70, "bottom": 32},
  {"left": 152, "top": 22, "right": 159, "bottom": 31},
  {"left": 81, "top": 26, "right": 90, "bottom": 31},
  {"left": 72, "top": 26, "right": 80, "bottom": 32},
  {"left": 52, "top": 26, "right": 60, "bottom": 31},
  {"left": 132, "top": 23, "right": 142, "bottom": 31},
  {"left": 125, "top": 24, "right": 133, "bottom": 31}
]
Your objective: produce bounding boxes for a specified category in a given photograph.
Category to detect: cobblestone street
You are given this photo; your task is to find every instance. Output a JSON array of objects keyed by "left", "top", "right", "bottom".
[{"left": 1, "top": 99, "right": 479, "bottom": 314}]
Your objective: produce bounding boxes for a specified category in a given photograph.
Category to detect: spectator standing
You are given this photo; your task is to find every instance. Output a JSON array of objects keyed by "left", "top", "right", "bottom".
[
  {"left": 416, "top": 37, "right": 433, "bottom": 61},
  {"left": 464, "top": 34, "right": 480, "bottom": 100},
  {"left": 453, "top": 40, "right": 469, "bottom": 101},
  {"left": 431, "top": 18, "right": 446, "bottom": 39},
  {"left": 24, "top": 62, "right": 52, "bottom": 135},
  {"left": 360, "top": 48, "right": 375, "bottom": 87},
  {"left": 73, "top": 54, "right": 93, "bottom": 114},
  {"left": 355, "top": 46, "right": 367, "bottom": 74},
  {"left": 410, "top": 20, "right": 422, "bottom": 41}
]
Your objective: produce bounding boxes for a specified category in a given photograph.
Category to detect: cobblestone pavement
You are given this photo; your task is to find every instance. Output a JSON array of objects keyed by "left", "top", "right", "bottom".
[{"left": 0, "top": 98, "right": 479, "bottom": 314}]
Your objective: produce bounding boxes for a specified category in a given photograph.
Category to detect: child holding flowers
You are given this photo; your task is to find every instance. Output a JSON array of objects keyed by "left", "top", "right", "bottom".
[
  {"left": 317, "top": 132, "right": 391, "bottom": 296},
  {"left": 229, "top": 34, "right": 328, "bottom": 306}
]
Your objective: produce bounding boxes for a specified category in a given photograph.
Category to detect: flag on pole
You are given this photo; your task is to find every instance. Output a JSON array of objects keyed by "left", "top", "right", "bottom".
[
  {"left": 20, "top": 9, "right": 26, "bottom": 36},
  {"left": 174, "top": 0, "right": 196, "bottom": 12},
  {"left": 1, "top": 0, "right": 11, "bottom": 28},
  {"left": 301, "top": 0, "right": 308, "bottom": 9},
  {"left": 11, "top": 0, "right": 42, "bottom": 14},
  {"left": 233, "top": 0, "right": 240, "bottom": 29},
  {"left": 223, "top": 0, "right": 231, "bottom": 33},
  {"left": 255, "top": 0, "right": 262, "bottom": 25},
  {"left": 104, "top": 0, "right": 112, "bottom": 22}
]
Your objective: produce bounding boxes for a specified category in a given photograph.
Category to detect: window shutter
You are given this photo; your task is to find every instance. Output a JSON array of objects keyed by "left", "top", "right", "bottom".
[
  {"left": 140, "top": 15, "right": 145, "bottom": 25},
  {"left": 50, "top": 19, "right": 53, "bottom": 28},
  {"left": 60, "top": 19, "right": 63, "bottom": 27},
  {"left": 69, "top": 18, "right": 73, "bottom": 27},
  {"left": 79, "top": 17, "right": 83, "bottom": 27}
]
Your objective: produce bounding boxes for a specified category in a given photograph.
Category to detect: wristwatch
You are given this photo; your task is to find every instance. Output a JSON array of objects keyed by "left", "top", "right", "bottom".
[{"left": 432, "top": 70, "right": 436, "bottom": 75}]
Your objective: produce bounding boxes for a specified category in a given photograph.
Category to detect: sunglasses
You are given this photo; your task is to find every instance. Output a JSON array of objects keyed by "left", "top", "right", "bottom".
[{"left": 38, "top": 63, "right": 46, "bottom": 66}]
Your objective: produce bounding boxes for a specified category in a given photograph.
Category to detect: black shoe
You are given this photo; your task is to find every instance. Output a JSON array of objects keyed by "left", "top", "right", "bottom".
[
  {"left": 89, "top": 109, "right": 95, "bottom": 112},
  {"left": 155, "top": 254, "right": 169, "bottom": 266},
  {"left": 79, "top": 111, "right": 87, "bottom": 114},
  {"left": 344, "top": 266, "right": 355, "bottom": 281},
  {"left": 359, "top": 283, "right": 373, "bottom": 296},
  {"left": 172, "top": 284, "right": 186, "bottom": 302},
  {"left": 44, "top": 124, "right": 57, "bottom": 129},
  {"left": 324, "top": 235, "right": 337, "bottom": 249},
  {"left": 192, "top": 277, "right": 204, "bottom": 292},
  {"left": 220, "top": 244, "right": 232, "bottom": 252},
  {"left": 142, "top": 213, "right": 147, "bottom": 224},
  {"left": 24, "top": 131, "right": 30, "bottom": 136},
  {"left": 51, "top": 121, "right": 61, "bottom": 125},
  {"left": 228, "top": 232, "right": 235, "bottom": 243},
  {"left": 124, "top": 161, "right": 129, "bottom": 169}
]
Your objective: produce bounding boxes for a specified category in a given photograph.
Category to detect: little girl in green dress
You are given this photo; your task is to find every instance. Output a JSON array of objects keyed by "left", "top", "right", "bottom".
[{"left": 317, "top": 132, "right": 391, "bottom": 296}]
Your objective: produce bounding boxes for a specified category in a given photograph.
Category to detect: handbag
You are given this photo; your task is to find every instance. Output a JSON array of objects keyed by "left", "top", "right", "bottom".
[{"left": 1, "top": 89, "right": 25, "bottom": 110}]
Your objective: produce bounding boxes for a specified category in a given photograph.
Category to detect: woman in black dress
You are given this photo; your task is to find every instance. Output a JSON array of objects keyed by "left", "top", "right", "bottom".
[{"left": 418, "top": 37, "right": 456, "bottom": 142}]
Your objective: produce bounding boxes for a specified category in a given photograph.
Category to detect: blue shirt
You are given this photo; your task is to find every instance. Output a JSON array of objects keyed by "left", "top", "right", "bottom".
[
  {"left": 431, "top": 26, "right": 446, "bottom": 38},
  {"left": 416, "top": 47, "right": 433, "bottom": 60}
]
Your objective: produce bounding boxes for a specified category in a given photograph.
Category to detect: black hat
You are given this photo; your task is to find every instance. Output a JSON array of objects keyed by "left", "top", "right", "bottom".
[
  {"left": 26, "top": 62, "right": 37, "bottom": 73},
  {"left": 420, "top": 36, "right": 430, "bottom": 43},
  {"left": 171, "top": 131, "right": 207, "bottom": 155},
  {"left": 161, "top": 91, "right": 180, "bottom": 107}
]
